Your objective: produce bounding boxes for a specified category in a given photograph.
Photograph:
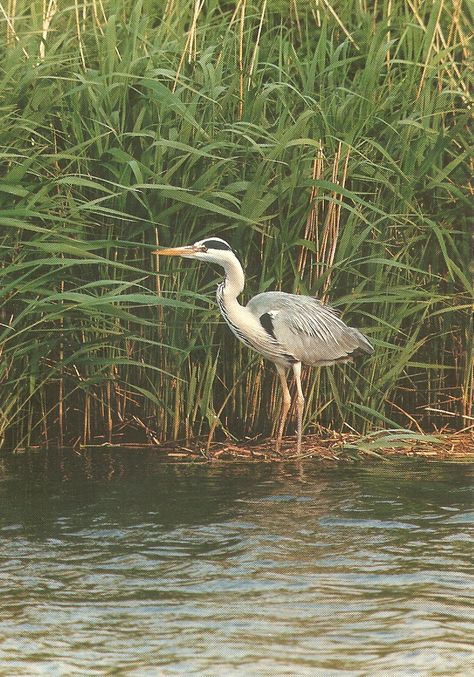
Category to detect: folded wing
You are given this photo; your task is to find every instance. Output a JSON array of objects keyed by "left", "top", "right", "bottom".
[{"left": 247, "top": 292, "right": 373, "bottom": 366}]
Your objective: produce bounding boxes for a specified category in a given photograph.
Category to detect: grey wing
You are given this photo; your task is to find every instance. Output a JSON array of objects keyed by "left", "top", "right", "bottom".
[{"left": 247, "top": 292, "right": 373, "bottom": 366}]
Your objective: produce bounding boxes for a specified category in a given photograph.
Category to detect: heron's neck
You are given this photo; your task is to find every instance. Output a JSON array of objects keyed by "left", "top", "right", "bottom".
[{"left": 217, "top": 255, "right": 245, "bottom": 309}]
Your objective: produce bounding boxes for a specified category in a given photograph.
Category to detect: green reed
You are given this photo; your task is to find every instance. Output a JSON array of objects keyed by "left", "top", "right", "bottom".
[{"left": 0, "top": 1, "right": 472, "bottom": 450}]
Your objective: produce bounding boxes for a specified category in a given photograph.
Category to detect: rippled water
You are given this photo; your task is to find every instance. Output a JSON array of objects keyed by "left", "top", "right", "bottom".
[{"left": 0, "top": 450, "right": 473, "bottom": 676}]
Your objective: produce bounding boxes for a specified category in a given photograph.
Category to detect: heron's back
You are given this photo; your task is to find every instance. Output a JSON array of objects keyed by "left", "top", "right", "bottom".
[{"left": 246, "top": 292, "right": 373, "bottom": 366}]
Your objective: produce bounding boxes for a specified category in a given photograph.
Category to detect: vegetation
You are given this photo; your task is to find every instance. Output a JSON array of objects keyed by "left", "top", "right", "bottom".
[{"left": 0, "top": 0, "right": 472, "bottom": 451}]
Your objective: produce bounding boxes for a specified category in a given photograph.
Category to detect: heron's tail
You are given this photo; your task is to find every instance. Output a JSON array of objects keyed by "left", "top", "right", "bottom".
[{"left": 349, "top": 328, "right": 374, "bottom": 355}]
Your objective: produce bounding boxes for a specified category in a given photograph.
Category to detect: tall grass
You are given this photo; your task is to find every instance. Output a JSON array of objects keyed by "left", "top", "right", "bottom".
[{"left": 0, "top": 0, "right": 472, "bottom": 450}]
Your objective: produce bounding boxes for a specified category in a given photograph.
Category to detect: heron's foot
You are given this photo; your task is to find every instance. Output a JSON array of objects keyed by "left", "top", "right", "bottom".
[{"left": 274, "top": 439, "right": 284, "bottom": 457}]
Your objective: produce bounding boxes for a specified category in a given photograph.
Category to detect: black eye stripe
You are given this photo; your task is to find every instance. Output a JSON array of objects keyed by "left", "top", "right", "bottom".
[{"left": 201, "top": 239, "right": 232, "bottom": 251}]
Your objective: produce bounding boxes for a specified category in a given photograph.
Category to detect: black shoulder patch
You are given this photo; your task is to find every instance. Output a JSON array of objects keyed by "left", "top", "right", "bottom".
[
  {"left": 202, "top": 238, "right": 232, "bottom": 251},
  {"left": 259, "top": 312, "right": 277, "bottom": 340}
]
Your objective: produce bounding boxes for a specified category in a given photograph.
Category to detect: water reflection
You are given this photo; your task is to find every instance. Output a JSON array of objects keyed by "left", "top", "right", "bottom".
[{"left": 0, "top": 449, "right": 473, "bottom": 676}]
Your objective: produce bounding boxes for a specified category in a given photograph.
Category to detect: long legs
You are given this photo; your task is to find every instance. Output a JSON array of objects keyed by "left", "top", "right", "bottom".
[
  {"left": 292, "top": 362, "right": 305, "bottom": 455},
  {"left": 275, "top": 363, "right": 291, "bottom": 454},
  {"left": 274, "top": 362, "right": 305, "bottom": 455}
]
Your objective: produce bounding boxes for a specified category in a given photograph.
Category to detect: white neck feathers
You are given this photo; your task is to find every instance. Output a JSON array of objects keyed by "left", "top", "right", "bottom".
[{"left": 219, "top": 253, "right": 245, "bottom": 303}]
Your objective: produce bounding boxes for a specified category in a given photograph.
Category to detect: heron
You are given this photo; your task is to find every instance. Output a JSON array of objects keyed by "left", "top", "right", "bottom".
[{"left": 154, "top": 237, "right": 373, "bottom": 454}]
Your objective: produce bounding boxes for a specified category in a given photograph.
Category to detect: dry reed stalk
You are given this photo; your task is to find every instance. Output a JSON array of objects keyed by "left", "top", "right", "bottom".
[
  {"left": 119, "top": 371, "right": 129, "bottom": 424},
  {"left": 91, "top": 0, "right": 105, "bottom": 36},
  {"left": 464, "top": 360, "right": 474, "bottom": 424},
  {"left": 248, "top": 0, "right": 267, "bottom": 88},
  {"left": 436, "top": 19, "right": 469, "bottom": 97},
  {"left": 172, "top": 0, "right": 205, "bottom": 91},
  {"left": 98, "top": 0, "right": 107, "bottom": 23},
  {"left": 58, "top": 278, "right": 64, "bottom": 446},
  {"left": 75, "top": 362, "right": 90, "bottom": 445},
  {"left": 407, "top": 0, "right": 467, "bottom": 100},
  {"left": 206, "top": 376, "right": 240, "bottom": 449},
  {"left": 238, "top": 0, "right": 246, "bottom": 119},
  {"left": 6, "top": 0, "right": 15, "bottom": 44},
  {"left": 154, "top": 227, "right": 164, "bottom": 323},
  {"left": 318, "top": 143, "right": 350, "bottom": 300},
  {"left": 1, "top": 0, "right": 29, "bottom": 57},
  {"left": 386, "top": 0, "right": 392, "bottom": 72},
  {"left": 451, "top": 0, "right": 470, "bottom": 59},
  {"left": 329, "top": 147, "right": 350, "bottom": 267},
  {"left": 298, "top": 142, "right": 323, "bottom": 285},
  {"left": 252, "top": 368, "right": 262, "bottom": 430},
  {"left": 188, "top": 0, "right": 204, "bottom": 63},
  {"left": 40, "top": 392, "right": 49, "bottom": 447},
  {"left": 386, "top": 398, "right": 425, "bottom": 433},
  {"left": 92, "top": 0, "right": 121, "bottom": 60},
  {"left": 320, "top": 0, "right": 359, "bottom": 49},
  {"left": 114, "top": 369, "right": 123, "bottom": 425},
  {"left": 191, "top": 374, "right": 200, "bottom": 432},
  {"left": 311, "top": 7, "right": 320, "bottom": 28},
  {"left": 40, "top": 0, "right": 57, "bottom": 61},
  {"left": 317, "top": 143, "right": 340, "bottom": 296},
  {"left": 106, "top": 380, "right": 113, "bottom": 442},
  {"left": 84, "top": 394, "right": 90, "bottom": 445},
  {"left": 268, "top": 375, "right": 278, "bottom": 437},
  {"left": 74, "top": 0, "right": 86, "bottom": 68},
  {"left": 162, "top": 0, "right": 176, "bottom": 33},
  {"left": 242, "top": 365, "right": 259, "bottom": 432},
  {"left": 164, "top": 0, "right": 175, "bottom": 19},
  {"left": 172, "top": 46, "right": 187, "bottom": 92},
  {"left": 416, "top": 0, "right": 444, "bottom": 99},
  {"left": 228, "top": 0, "right": 245, "bottom": 32},
  {"left": 173, "top": 377, "right": 181, "bottom": 440},
  {"left": 416, "top": 0, "right": 469, "bottom": 98},
  {"left": 290, "top": 0, "right": 302, "bottom": 42},
  {"left": 99, "top": 382, "right": 104, "bottom": 428},
  {"left": 214, "top": 0, "right": 244, "bottom": 73}
]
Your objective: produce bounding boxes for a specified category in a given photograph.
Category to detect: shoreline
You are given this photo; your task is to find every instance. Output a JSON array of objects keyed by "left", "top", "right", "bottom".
[{"left": 7, "top": 432, "right": 473, "bottom": 462}]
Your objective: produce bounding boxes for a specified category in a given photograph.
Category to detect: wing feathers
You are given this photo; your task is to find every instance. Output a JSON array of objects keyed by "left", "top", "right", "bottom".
[
  {"left": 247, "top": 292, "right": 373, "bottom": 365},
  {"left": 259, "top": 312, "right": 277, "bottom": 340}
]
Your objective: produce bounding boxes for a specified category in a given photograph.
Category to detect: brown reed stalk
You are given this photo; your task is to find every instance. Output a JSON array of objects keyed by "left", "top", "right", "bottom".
[
  {"left": 317, "top": 143, "right": 340, "bottom": 291},
  {"left": 298, "top": 142, "right": 324, "bottom": 285},
  {"left": 91, "top": 0, "right": 105, "bottom": 36},
  {"left": 6, "top": 0, "right": 15, "bottom": 45},
  {"left": 312, "top": 0, "right": 322, "bottom": 27},
  {"left": 173, "top": 377, "right": 181, "bottom": 440},
  {"left": 238, "top": 0, "right": 246, "bottom": 119},
  {"left": 74, "top": 0, "right": 86, "bottom": 68},
  {"left": 172, "top": 0, "right": 205, "bottom": 91},
  {"left": 320, "top": 0, "right": 359, "bottom": 49},
  {"left": 40, "top": 0, "right": 57, "bottom": 61},
  {"left": 315, "top": 143, "right": 350, "bottom": 301},
  {"left": 386, "top": 0, "right": 393, "bottom": 72},
  {"left": 1, "top": 0, "right": 29, "bottom": 57},
  {"left": 290, "top": 0, "right": 302, "bottom": 42},
  {"left": 248, "top": 0, "right": 267, "bottom": 88},
  {"left": 416, "top": 0, "right": 445, "bottom": 99}
]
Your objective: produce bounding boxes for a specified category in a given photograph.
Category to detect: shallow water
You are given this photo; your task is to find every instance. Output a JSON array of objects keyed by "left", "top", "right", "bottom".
[{"left": 0, "top": 449, "right": 473, "bottom": 676}]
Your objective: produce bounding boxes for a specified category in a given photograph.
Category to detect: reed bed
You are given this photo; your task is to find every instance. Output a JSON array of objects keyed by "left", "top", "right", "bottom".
[{"left": 0, "top": 0, "right": 472, "bottom": 451}]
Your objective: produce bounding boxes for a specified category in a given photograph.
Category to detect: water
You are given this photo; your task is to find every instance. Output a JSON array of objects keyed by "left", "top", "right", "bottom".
[{"left": 0, "top": 450, "right": 472, "bottom": 677}]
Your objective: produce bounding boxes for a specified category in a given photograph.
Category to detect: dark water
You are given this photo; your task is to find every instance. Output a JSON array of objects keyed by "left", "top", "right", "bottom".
[{"left": 0, "top": 450, "right": 473, "bottom": 676}]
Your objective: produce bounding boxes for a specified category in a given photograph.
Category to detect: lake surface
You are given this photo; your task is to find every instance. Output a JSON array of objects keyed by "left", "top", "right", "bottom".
[{"left": 0, "top": 449, "right": 472, "bottom": 676}]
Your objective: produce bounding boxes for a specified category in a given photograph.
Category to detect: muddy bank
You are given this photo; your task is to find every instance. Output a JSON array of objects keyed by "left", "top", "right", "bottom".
[{"left": 73, "top": 432, "right": 474, "bottom": 463}]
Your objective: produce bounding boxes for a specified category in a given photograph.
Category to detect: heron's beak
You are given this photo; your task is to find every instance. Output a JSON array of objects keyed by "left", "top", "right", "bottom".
[{"left": 152, "top": 245, "right": 203, "bottom": 258}]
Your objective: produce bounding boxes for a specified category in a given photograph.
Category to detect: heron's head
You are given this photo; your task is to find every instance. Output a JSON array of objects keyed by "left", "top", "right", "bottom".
[{"left": 154, "top": 237, "right": 237, "bottom": 266}]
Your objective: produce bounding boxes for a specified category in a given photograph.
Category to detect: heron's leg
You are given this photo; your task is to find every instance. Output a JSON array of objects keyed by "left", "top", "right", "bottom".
[
  {"left": 292, "top": 362, "right": 305, "bottom": 455},
  {"left": 275, "top": 364, "right": 291, "bottom": 454}
]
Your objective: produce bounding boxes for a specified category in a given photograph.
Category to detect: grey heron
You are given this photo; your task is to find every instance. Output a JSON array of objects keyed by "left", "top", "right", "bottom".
[{"left": 155, "top": 237, "right": 373, "bottom": 454}]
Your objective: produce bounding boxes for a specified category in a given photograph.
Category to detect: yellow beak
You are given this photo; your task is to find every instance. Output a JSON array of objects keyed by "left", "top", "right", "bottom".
[{"left": 152, "top": 245, "right": 201, "bottom": 257}]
